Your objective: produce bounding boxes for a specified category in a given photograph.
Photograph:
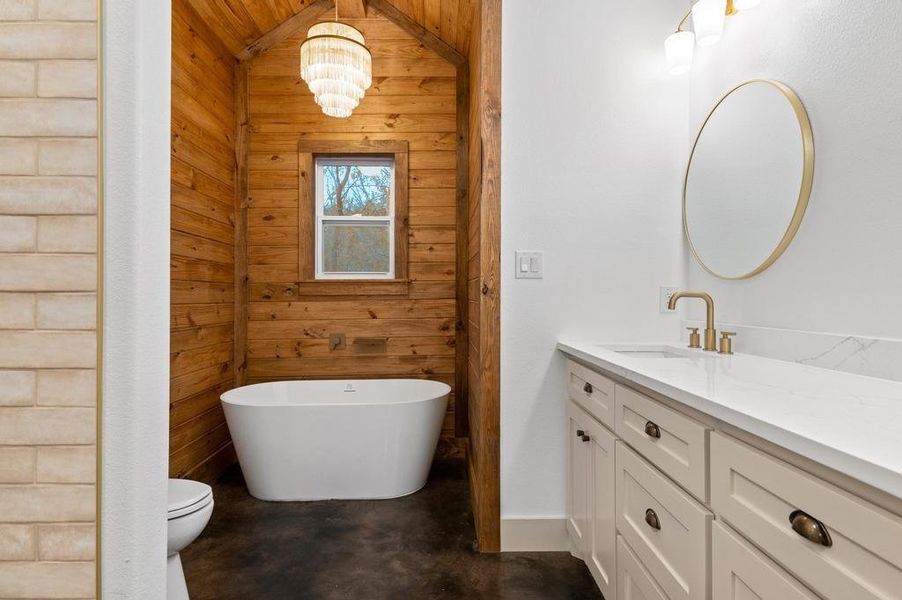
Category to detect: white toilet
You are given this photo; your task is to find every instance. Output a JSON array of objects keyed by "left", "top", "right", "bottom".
[{"left": 167, "top": 479, "right": 214, "bottom": 600}]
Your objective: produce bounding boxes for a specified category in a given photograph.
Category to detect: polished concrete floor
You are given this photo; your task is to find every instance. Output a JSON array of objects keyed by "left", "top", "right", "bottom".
[{"left": 181, "top": 460, "right": 602, "bottom": 599}]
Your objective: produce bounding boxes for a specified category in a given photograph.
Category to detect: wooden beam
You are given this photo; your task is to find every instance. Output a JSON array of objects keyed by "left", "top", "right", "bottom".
[
  {"left": 234, "top": 61, "right": 250, "bottom": 387},
  {"left": 475, "top": 0, "right": 502, "bottom": 554},
  {"left": 238, "top": 0, "right": 335, "bottom": 61},
  {"left": 336, "top": 0, "right": 367, "bottom": 18},
  {"left": 367, "top": 0, "right": 466, "bottom": 67},
  {"left": 454, "top": 62, "right": 469, "bottom": 438}
]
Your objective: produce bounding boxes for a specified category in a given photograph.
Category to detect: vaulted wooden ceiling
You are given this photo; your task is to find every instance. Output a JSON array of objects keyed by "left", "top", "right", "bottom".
[{"left": 185, "top": 0, "right": 477, "bottom": 58}]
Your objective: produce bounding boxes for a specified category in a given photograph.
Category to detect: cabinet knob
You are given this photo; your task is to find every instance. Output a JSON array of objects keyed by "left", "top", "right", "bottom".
[
  {"left": 789, "top": 510, "right": 832, "bottom": 547},
  {"left": 645, "top": 508, "right": 661, "bottom": 530},
  {"left": 576, "top": 429, "right": 585, "bottom": 437},
  {"left": 644, "top": 421, "right": 661, "bottom": 439},
  {"left": 581, "top": 435, "right": 591, "bottom": 443},
  {"left": 583, "top": 382, "right": 593, "bottom": 394}
]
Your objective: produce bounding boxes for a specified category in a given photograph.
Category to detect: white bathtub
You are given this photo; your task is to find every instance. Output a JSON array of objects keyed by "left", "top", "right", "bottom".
[{"left": 221, "top": 379, "right": 450, "bottom": 501}]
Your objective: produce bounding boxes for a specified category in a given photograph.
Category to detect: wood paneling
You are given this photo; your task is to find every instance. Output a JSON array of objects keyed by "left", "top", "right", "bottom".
[
  {"left": 246, "top": 9, "right": 462, "bottom": 452},
  {"left": 175, "top": 0, "right": 498, "bottom": 544},
  {"left": 466, "top": 0, "right": 501, "bottom": 552},
  {"left": 235, "top": 62, "right": 250, "bottom": 387},
  {"left": 171, "top": 3, "right": 239, "bottom": 482},
  {"left": 336, "top": 0, "right": 368, "bottom": 18},
  {"left": 295, "top": 139, "right": 410, "bottom": 281},
  {"left": 187, "top": 0, "right": 475, "bottom": 58}
]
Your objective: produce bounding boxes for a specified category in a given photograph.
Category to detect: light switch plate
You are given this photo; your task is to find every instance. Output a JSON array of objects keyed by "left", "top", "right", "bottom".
[{"left": 515, "top": 251, "right": 543, "bottom": 279}]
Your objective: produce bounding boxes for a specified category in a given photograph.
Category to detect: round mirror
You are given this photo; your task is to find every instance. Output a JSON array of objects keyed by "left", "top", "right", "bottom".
[{"left": 684, "top": 80, "right": 814, "bottom": 279}]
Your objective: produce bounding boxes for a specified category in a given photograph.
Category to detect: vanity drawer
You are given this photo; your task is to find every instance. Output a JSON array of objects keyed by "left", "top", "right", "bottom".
[
  {"left": 567, "top": 360, "right": 616, "bottom": 429},
  {"left": 711, "top": 432, "right": 902, "bottom": 600},
  {"left": 712, "top": 520, "right": 818, "bottom": 600},
  {"left": 615, "top": 384, "right": 710, "bottom": 502},
  {"left": 616, "top": 535, "right": 669, "bottom": 600},
  {"left": 616, "top": 443, "right": 712, "bottom": 600}
]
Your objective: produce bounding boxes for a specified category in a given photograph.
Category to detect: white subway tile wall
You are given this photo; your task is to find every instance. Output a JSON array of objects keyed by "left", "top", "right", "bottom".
[{"left": 0, "top": 1, "right": 98, "bottom": 597}]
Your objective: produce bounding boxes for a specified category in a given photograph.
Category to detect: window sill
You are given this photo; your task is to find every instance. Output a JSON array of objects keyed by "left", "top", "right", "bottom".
[{"left": 255, "top": 279, "right": 411, "bottom": 300}]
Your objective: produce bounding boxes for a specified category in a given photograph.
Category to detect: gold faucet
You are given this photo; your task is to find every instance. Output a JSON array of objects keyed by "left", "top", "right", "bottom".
[{"left": 668, "top": 291, "right": 717, "bottom": 351}]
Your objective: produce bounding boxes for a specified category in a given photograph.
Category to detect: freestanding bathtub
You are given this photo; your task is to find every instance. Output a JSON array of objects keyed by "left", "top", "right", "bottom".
[{"left": 221, "top": 379, "right": 450, "bottom": 501}]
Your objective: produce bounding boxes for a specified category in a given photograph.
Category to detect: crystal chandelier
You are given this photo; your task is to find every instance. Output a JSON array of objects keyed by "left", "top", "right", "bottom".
[{"left": 300, "top": 19, "right": 373, "bottom": 119}]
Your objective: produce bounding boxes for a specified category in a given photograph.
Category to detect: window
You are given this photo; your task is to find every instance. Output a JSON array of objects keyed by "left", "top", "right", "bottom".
[
  {"left": 315, "top": 157, "right": 395, "bottom": 279},
  {"left": 298, "top": 140, "right": 409, "bottom": 287}
]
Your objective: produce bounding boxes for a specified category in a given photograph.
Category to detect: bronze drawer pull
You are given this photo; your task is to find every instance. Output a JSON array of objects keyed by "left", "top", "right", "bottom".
[
  {"left": 789, "top": 510, "right": 832, "bottom": 547},
  {"left": 583, "top": 382, "right": 593, "bottom": 394},
  {"left": 644, "top": 421, "right": 661, "bottom": 439},
  {"left": 645, "top": 508, "right": 661, "bottom": 530},
  {"left": 581, "top": 435, "right": 591, "bottom": 442},
  {"left": 576, "top": 430, "right": 585, "bottom": 437}
]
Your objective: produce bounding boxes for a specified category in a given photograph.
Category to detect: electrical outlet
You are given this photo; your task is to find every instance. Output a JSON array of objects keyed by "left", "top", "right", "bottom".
[{"left": 660, "top": 286, "right": 680, "bottom": 313}]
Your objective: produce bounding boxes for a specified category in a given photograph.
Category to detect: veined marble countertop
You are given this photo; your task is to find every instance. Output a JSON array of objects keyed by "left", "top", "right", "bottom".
[{"left": 557, "top": 341, "right": 902, "bottom": 500}]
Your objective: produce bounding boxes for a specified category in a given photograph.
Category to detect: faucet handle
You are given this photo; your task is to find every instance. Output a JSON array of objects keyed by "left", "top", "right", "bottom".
[
  {"left": 719, "top": 331, "right": 736, "bottom": 355},
  {"left": 686, "top": 327, "right": 701, "bottom": 349}
]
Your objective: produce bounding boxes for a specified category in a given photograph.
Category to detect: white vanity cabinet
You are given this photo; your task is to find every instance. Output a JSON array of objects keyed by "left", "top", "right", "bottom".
[
  {"left": 615, "top": 443, "right": 711, "bottom": 600},
  {"left": 563, "top": 354, "right": 902, "bottom": 600},
  {"left": 711, "top": 432, "right": 902, "bottom": 600},
  {"left": 567, "top": 399, "right": 617, "bottom": 600},
  {"left": 614, "top": 384, "right": 710, "bottom": 502},
  {"left": 567, "top": 401, "right": 591, "bottom": 553},
  {"left": 585, "top": 415, "right": 617, "bottom": 597},
  {"left": 711, "top": 521, "right": 818, "bottom": 600}
]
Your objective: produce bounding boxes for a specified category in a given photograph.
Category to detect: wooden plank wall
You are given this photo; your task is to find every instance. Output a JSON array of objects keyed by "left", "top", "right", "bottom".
[
  {"left": 170, "top": 3, "right": 239, "bottom": 481},
  {"left": 466, "top": 0, "right": 501, "bottom": 551},
  {"left": 245, "top": 9, "right": 464, "bottom": 455}
]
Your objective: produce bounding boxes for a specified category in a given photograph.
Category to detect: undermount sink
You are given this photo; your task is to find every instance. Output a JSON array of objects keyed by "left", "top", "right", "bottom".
[
  {"left": 597, "top": 344, "right": 712, "bottom": 359},
  {"left": 615, "top": 350, "right": 687, "bottom": 358}
]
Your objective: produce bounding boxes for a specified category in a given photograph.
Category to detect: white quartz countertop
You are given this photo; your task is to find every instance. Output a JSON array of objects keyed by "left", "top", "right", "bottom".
[{"left": 557, "top": 341, "right": 902, "bottom": 500}]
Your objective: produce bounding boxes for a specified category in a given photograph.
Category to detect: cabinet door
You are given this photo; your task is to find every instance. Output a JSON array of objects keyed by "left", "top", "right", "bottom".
[
  {"left": 567, "top": 401, "right": 591, "bottom": 555},
  {"left": 712, "top": 521, "right": 818, "bottom": 600},
  {"left": 617, "top": 536, "right": 669, "bottom": 600},
  {"left": 585, "top": 417, "right": 617, "bottom": 599}
]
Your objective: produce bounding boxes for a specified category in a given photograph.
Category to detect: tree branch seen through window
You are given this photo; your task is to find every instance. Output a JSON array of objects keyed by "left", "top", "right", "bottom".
[
  {"left": 323, "top": 164, "right": 392, "bottom": 217},
  {"left": 316, "top": 158, "right": 395, "bottom": 279}
]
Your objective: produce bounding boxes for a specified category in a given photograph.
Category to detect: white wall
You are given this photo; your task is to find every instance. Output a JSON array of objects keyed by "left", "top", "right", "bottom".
[
  {"left": 102, "top": 0, "right": 171, "bottom": 597},
  {"left": 501, "top": 0, "right": 902, "bottom": 528},
  {"left": 685, "top": 0, "right": 902, "bottom": 340},
  {"left": 500, "top": 0, "right": 690, "bottom": 521}
]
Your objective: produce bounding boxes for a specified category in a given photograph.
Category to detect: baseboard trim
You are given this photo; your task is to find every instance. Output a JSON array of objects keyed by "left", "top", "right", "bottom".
[{"left": 500, "top": 518, "right": 569, "bottom": 552}]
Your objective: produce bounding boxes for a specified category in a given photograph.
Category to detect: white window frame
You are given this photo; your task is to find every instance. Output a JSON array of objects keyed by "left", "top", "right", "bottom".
[{"left": 314, "top": 156, "right": 395, "bottom": 280}]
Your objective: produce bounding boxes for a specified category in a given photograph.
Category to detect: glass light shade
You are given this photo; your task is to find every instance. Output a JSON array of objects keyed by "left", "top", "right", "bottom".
[
  {"left": 733, "top": 0, "right": 761, "bottom": 8},
  {"left": 665, "top": 31, "right": 695, "bottom": 75},
  {"left": 692, "top": 0, "right": 727, "bottom": 46},
  {"left": 300, "top": 22, "right": 373, "bottom": 119}
]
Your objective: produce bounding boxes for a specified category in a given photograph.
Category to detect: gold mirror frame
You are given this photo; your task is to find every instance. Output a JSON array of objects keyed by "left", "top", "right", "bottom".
[{"left": 683, "top": 79, "right": 815, "bottom": 280}]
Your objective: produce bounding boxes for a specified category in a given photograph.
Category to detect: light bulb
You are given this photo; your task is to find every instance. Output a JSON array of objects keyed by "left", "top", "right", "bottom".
[
  {"left": 733, "top": 0, "right": 761, "bottom": 9},
  {"left": 665, "top": 31, "right": 695, "bottom": 75},
  {"left": 692, "top": 0, "right": 727, "bottom": 46}
]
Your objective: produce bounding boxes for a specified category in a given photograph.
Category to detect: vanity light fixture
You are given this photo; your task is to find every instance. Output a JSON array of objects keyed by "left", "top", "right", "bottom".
[
  {"left": 299, "top": 6, "right": 373, "bottom": 118},
  {"left": 693, "top": 0, "right": 727, "bottom": 46},
  {"left": 665, "top": 0, "right": 761, "bottom": 75}
]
